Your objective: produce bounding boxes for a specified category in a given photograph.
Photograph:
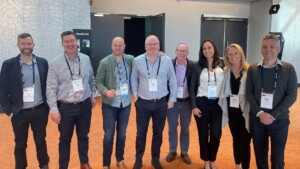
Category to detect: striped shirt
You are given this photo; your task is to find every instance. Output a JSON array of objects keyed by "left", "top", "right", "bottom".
[{"left": 46, "top": 52, "right": 95, "bottom": 114}]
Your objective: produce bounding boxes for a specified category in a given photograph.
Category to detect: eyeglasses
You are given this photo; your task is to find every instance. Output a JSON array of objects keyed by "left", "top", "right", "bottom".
[
  {"left": 176, "top": 50, "right": 188, "bottom": 53},
  {"left": 146, "top": 43, "right": 159, "bottom": 46}
]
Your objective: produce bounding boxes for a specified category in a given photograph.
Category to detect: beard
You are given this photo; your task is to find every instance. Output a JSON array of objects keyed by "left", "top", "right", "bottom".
[{"left": 20, "top": 49, "right": 33, "bottom": 56}]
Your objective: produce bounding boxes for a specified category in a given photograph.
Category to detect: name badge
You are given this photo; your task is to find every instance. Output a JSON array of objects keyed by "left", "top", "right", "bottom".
[
  {"left": 149, "top": 78, "right": 158, "bottom": 92},
  {"left": 229, "top": 94, "right": 239, "bottom": 108},
  {"left": 72, "top": 78, "right": 84, "bottom": 93},
  {"left": 177, "top": 87, "right": 184, "bottom": 98},
  {"left": 23, "top": 86, "right": 34, "bottom": 102},
  {"left": 120, "top": 83, "right": 129, "bottom": 95},
  {"left": 207, "top": 85, "right": 217, "bottom": 99},
  {"left": 261, "top": 92, "right": 273, "bottom": 109}
]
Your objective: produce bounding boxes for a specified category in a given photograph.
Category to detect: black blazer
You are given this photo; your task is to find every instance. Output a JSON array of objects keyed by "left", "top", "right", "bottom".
[{"left": 0, "top": 55, "right": 49, "bottom": 115}]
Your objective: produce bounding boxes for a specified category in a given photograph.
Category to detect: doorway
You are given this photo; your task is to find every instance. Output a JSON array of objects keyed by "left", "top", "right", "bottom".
[
  {"left": 200, "top": 15, "right": 248, "bottom": 57},
  {"left": 90, "top": 13, "right": 165, "bottom": 74}
]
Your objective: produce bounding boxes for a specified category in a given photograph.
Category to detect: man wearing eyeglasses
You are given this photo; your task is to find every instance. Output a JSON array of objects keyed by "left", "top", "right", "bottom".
[
  {"left": 165, "top": 43, "right": 194, "bottom": 165},
  {"left": 0, "top": 33, "right": 49, "bottom": 169},
  {"left": 131, "top": 35, "right": 177, "bottom": 169}
]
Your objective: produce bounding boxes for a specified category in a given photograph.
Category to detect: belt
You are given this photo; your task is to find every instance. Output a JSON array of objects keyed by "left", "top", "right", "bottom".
[
  {"left": 142, "top": 96, "right": 166, "bottom": 103},
  {"left": 177, "top": 97, "right": 190, "bottom": 102},
  {"left": 57, "top": 98, "right": 90, "bottom": 106},
  {"left": 22, "top": 103, "right": 44, "bottom": 111}
]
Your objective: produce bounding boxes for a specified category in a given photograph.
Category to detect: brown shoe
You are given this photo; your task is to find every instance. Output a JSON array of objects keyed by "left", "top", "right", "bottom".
[
  {"left": 117, "top": 160, "right": 127, "bottom": 169},
  {"left": 81, "top": 163, "right": 92, "bottom": 169},
  {"left": 181, "top": 153, "right": 191, "bottom": 164},
  {"left": 166, "top": 152, "right": 177, "bottom": 162}
]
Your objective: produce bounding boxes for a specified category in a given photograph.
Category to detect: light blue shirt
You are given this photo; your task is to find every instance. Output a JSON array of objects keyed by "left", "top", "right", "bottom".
[{"left": 131, "top": 53, "right": 177, "bottom": 102}]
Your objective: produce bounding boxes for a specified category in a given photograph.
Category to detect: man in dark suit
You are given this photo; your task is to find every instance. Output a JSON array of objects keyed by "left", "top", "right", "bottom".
[
  {"left": 0, "top": 33, "right": 50, "bottom": 169},
  {"left": 165, "top": 43, "right": 194, "bottom": 165}
]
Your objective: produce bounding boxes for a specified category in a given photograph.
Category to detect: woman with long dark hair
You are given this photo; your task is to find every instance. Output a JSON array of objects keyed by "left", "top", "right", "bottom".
[{"left": 190, "top": 40, "right": 224, "bottom": 169}]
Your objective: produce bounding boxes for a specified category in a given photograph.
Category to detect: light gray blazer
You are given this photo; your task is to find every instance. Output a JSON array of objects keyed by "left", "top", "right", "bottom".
[{"left": 218, "top": 68, "right": 250, "bottom": 132}]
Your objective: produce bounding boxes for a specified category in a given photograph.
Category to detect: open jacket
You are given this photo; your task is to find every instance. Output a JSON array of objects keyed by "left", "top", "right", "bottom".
[
  {"left": 0, "top": 55, "right": 48, "bottom": 115},
  {"left": 218, "top": 68, "right": 250, "bottom": 132}
]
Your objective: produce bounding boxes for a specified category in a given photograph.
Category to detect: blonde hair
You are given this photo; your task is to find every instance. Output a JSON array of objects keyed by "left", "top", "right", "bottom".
[{"left": 223, "top": 43, "right": 249, "bottom": 72}]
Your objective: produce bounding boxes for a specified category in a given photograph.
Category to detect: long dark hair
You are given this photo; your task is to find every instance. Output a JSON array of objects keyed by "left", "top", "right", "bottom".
[{"left": 198, "top": 39, "right": 220, "bottom": 68}]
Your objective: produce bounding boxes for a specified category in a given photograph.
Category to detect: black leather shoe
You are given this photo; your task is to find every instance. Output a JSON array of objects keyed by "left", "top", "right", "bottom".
[
  {"left": 166, "top": 152, "right": 177, "bottom": 162},
  {"left": 181, "top": 153, "right": 191, "bottom": 164},
  {"left": 151, "top": 161, "right": 163, "bottom": 169}
]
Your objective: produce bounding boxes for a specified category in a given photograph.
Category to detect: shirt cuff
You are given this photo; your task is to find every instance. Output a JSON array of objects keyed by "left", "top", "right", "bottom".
[
  {"left": 256, "top": 110, "right": 264, "bottom": 117},
  {"left": 50, "top": 107, "right": 59, "bottom": 114}
]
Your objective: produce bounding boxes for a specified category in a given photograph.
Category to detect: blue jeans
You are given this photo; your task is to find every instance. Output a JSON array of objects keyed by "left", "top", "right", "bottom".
[
  {"left": 251, "top": 115, "right": 289, "bottom": 169},
  {"left": 57, "top": 98, "right": 92, "bottom": 169},
  {"left": 102, "top": 103, "right": 131, "bottom": 166},
  {"left": 167, "top": 100, "right": 192, "bottom": 154},
  {"left": 134, "top": 97, "right": 168, "bottom": 163}
]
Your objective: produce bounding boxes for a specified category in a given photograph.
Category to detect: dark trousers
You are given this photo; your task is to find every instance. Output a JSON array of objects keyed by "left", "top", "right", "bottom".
[
  {"left": 134, "top": 97, "right": 168, "bottom": 163},
  {"left": 251, "top": 115, "right": 289, "bottom": 169},
  {"left": 194, "top": 97, "right": 222, "bottom": 162},
  {"left": 102, "top": 103, "right": 131, "bottom": 166},
  {"left": 228, "top": 107, "right": 251, "bottom": 169},
  {"left": 57, "top": 99, "right": 92, "bottom": 169},
  {"left": 11, "top": 104, "right": 49, "bottom": 169}
]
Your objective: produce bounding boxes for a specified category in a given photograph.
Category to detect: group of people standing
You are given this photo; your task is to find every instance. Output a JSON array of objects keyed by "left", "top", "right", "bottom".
[{"left": 0, "top": 32, "right": 297, "bottom": 169}]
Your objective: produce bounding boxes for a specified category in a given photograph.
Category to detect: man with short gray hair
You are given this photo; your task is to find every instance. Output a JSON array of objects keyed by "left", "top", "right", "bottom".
[{"left": 246, "top": 34, "right": 297, "bottom": 169}]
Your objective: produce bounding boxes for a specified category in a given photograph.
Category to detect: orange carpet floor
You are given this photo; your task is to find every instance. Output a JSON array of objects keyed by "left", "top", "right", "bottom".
[{"left": 1, "top": 91, "right": 300, "bottom": 169}]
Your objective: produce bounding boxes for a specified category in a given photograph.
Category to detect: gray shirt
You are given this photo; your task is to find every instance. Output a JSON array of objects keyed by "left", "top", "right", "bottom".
[
  {"left": 20, "top": 57, "right": 43, "bottom": 109},
  {"left": 111, "top": 59, "right": 131, "bottom": 107},
  {"left": 46, "top": 52, "right": 95, "bottom": 114},
  {"left": 131, "top": 53, "right": 177, "bottom": 102}
]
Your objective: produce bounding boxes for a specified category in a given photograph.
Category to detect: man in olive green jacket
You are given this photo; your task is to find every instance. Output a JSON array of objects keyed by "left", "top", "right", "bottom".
[{"left": 96, "top": 37, "right": 134, "bottom": 169}]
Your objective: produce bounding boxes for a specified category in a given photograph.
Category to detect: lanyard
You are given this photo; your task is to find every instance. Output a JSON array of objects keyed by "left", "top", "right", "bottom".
[
  {"left": 145, "top": 54, "right": 161, "bottom": 79},
  {"left": 20, "top": 57, "right": 35, "bottom": 85},
  {"left": 175, "top": 58, "right": 187, "bottom": 87},
  {"left": 208, "top": 69, "right": 217, "bottom": 85},
  {"left": 116, "top": 58, "right": 128, "bottom": 81},
  {"left": 65, "top": 54, "right": 81, "bottom": 77},
  {"left": 261, "top": 64, "right": 278, "bottom": 93}
]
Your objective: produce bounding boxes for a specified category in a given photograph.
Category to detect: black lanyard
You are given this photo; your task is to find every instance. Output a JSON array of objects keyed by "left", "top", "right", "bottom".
[
  {"left": 145, "top": 54, "right": 161, "bottom": 79},
  {"left": 65, "top": 54, "right": 81, "bottom": 77},
  {"left": 176, "top": 66, "right": 186, "bottom": 87},
  {"left": 116, "top": 58, "right": 128, "bottom": 81},
  {"left": 261, "top": 64, "right": 279, "bottom": 93},
  {"left": 208, "top": 69, "right": 217, "bottom": 85},
  {"left": 20, "top": 57, "right": 35, "bottom": 85}
]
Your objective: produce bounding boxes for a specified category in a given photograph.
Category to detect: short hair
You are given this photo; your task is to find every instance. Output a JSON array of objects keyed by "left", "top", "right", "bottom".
[
  {"left": 223, "top": 43, "right": 249, "bottom": 72},
  {"left": 262, "top": 34, "right": 280, "bottom": 46},
  {"left": 61, "top": 31, "right": 77, "bottom": 41},
  {"left": 17, "top": 33, "right": 33, "bottom": 43},
  {"left": 176, "top": 43, "right": 189, "bottom": 51},
  {"left": 145, "top": 35, "right": 160, "bottom": 45}
]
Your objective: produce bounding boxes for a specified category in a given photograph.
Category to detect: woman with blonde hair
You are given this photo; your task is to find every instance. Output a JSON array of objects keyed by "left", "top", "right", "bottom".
[{"left": 218, "top": 44, "right": 251, "bottom": 169}]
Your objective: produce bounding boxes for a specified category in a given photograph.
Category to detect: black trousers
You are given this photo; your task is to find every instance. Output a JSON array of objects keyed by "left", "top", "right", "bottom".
[
  {"left": 228, "top": 106, "right": 251, "bottom": 169},
  {"left": 194, "top": 97, "right": 222, "bottom": 162},
  {"left": 251, "top": 115, "right": 289, "bottom": 169},
  {"left": 134, "top": 97, "right": 168, "bottom": 163},
  {"left": 57, "top": 99, "right": 92, "bottom": 169},
  {"left": 11, "top": 103, "right": 49, "bottom": 169}
]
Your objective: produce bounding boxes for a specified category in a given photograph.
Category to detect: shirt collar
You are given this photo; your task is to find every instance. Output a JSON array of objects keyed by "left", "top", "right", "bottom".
[
  {"left": 64, "top": 52, "right": 79, "bottom": 62},
  {"left": 257, "top": 59, "right": 282, "bottom": 68},
  {"left": 175, "top": 58, "right": 187, "bottom": 67},
  {"left": 19, "top": 55, "right": 37, "bottom": 65}
]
